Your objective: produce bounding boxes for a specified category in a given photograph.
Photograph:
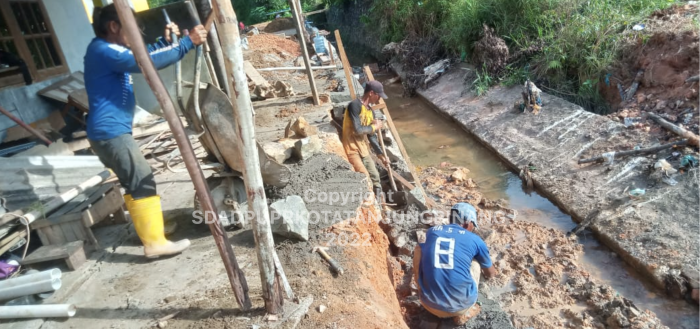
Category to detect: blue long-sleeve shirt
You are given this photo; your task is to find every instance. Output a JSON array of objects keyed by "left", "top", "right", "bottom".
[{"left": 84, "top": 36, "right": 194, "bottom": 141}]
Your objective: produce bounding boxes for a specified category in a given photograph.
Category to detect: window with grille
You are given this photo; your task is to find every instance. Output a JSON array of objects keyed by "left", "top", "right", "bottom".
[{"left": 0, "top": 0, "right": 67, "bottom": 88}]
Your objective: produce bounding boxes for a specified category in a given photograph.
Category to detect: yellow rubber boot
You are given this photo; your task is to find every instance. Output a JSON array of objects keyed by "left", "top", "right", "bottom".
[{"left": 126, "top": 195, "right": 190, "bottom": 258}]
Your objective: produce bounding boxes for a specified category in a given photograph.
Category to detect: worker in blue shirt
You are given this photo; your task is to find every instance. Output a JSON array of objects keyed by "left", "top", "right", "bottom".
[
  {"left": 85, "top": 4, "right": 207, "bottom": 258},
  {"left": 413, "top": 203, "right": 498, "bottom": 325}
]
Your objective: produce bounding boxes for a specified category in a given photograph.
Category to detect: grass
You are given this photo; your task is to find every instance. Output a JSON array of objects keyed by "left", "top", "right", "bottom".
[
  {"left": 472, "top": 65, "right": 495, "bottom": 96},
  {"left": 368, "top": 0, "right": 675, "bottom": 111}
]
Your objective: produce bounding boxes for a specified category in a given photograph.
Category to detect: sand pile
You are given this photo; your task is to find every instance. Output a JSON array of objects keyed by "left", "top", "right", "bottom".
[{"left": 264, "top": 17, "right": 295, "bottom": 33}]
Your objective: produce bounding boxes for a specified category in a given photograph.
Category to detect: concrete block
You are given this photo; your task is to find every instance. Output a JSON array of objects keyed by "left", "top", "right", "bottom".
[{"left": 270, "top": 195, "right": 309, "bottom": 241}]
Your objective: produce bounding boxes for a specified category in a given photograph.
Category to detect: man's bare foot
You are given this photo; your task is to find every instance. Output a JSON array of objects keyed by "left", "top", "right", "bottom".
[{"left": 453, "top": 303, "right": 481, "bottom": 325}]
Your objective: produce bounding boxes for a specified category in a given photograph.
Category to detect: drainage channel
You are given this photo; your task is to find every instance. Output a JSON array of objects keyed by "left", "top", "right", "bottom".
[{"left": 380, "top": 77, "right": 699, "bottom": 328}]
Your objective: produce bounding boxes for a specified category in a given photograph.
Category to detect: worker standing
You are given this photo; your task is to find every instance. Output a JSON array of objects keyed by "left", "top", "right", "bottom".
[
  {"left": 341, "top": 81, "right": 390, "bottom": 199},
  {"left": 413, "top": 203, "right": 498, "bottom": 325},
  {"left": 84, "top": 5, "right": 207, "bottom": 258}
]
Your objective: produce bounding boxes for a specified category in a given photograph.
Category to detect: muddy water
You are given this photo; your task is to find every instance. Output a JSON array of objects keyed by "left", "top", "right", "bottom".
[{"left": 382, "top": 80, "right": 699, "bottom": 328}]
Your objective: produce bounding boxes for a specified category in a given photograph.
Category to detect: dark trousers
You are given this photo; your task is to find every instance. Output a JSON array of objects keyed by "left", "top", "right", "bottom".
[{"left": 89, "top": 134, "right": 156, "bottom": 199}]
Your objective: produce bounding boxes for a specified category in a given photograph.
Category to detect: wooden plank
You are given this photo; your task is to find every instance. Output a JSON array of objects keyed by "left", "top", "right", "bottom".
[
  {"left": 82, "top": 188, "right": 124, "bottom": 228},
  {"left": 43, "top": 225, "right": 65, "bottom": 245},
  {"left": 243, "top": 61, "right": 269, "bottom": 87},
  {"left": 47, "top": 185, "right": 105, "bottom": 219},
  {"left": 20, "top": 241, "right": 85, "bottom": 271},
  {"left": 289, "top": 0, "right": 320, "bottom": 105},
  {"left": 36, "top": 229, "right": 50, "bottom": 246},
  {"left": 36, "top": 72, "right": 85, "bottom": 103},
  {"left": 370, "top": 153, "right": 418, "bottom": 191},
  {"left": 0, "top": 230, "right": 26, "bottom": 255},
  {"left": 363, "top": 66, "right": 436, "bottom": 209},
  {"left": 0, "top": 229, "right": 23, "bottom": 250},
  {"left": 334, "top": 30, "right": 356, "bottom": 100},
  {"left": 59, "top": 222, "right": 78, "bottom": 242}
]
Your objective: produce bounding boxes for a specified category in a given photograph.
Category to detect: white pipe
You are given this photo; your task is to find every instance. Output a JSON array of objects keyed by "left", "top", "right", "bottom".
[
  {"left": 0, "top": 278, "right": 61, "bottom": 301},
  {"left": 0, "top": 304, "right": 76, "bottom": 319},
  {"left": 6, "top": 170, "right": 111, "bottom": 225},
  {"left": 257, "top": 65, "right": 338, "bottom": 72},
  {"left": 0, "top": 269, "right": 61, "bottom": 290}
]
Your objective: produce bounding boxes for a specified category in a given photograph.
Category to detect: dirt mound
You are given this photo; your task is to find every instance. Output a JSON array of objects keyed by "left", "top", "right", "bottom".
[
  {"left": 264, "top": 17, "right": 295, "bottom": 33},
  {"left": 473, "top": 24, "right": 509, "bottom": 76},
  {"left": 384, "top": 35, "right": 445, "bottom": 96},
  {"left": 247, "top": 34, "right": 301, "bottom": 60},
  {"left": 602, "top": 4, "right": 699, "bottom": 138}
]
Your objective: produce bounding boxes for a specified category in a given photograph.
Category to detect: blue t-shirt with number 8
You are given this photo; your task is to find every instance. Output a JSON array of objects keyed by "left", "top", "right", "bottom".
[{"left": 418, "top": 224, "right": 493, "bottom": 313}]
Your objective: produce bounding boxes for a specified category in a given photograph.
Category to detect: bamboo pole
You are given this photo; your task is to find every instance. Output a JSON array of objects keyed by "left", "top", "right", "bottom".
[
  {"left": 113, "top": 0, "right": 251, "bottom": 310},
  {"left": 647, "top": 112, "right": 700, "bottom": 146},
  {"left": 334, "top": 30, "right": 356, "bottom": 100},
  {"left": 210, "top": 0, "right": 286, "bottom": 314},
  {"left": 578, "top": 140, "right": 688, "bottom": 164},
  {"left": 288, "top": 0, "right": 319, "bottom": 105},
  {"left": 362, "top": 66, "right": 436, "bottom": 209}
]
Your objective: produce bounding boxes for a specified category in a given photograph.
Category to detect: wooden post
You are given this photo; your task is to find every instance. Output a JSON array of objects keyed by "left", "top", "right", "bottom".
[
  {"left": 113, "top": 0, "right": 251, "bottom": 310},
  {"left": 210, "top": 0, "right": 286, "bottom": 314},
  {"left": 288, "top": 0, "right": 319, "bottom": 105},
  {"left": 363, "top": 66, "right": 436, "bottom": 208},
  {"left": 334, "top": 30, "right": 356, "bottom": 100}
]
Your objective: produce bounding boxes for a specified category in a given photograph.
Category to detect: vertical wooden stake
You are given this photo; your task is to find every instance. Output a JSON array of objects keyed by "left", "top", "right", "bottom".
[
  {"left": 210, "top": 0, "right": 286, "bottom": 314},
  {"left": 288, "top": 0, "right": 319, "bottom": 105},
  {"left": 363, "top": 66, "right": 436, "bottom": 208},
  {"left": 334, "top": 30, "right": 356, "bottom": 100},
  {"left": 113, "top": 0, "right": 251, "bottom": 310}
]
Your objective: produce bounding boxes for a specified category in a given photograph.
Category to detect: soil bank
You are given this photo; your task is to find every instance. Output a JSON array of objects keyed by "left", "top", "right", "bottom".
[{"left": 415, "top": 64, "right": 700, "bottom": 301}]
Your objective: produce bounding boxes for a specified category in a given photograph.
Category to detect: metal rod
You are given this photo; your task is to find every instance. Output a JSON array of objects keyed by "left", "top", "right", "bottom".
[
  {"left": 288, "top": 0, "right": 319, "bottom": 105},
  {"left": 113, "top": 0, "right": 252, "bottom": 310},
  {"left": 0, "top": 105, "right": 51, "bottom": 146},
  {"left": 210, "top": 0, "right": 286, "bottom": 314}
]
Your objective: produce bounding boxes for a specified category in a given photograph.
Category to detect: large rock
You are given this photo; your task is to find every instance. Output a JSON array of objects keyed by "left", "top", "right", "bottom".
[
  {"left": 270, "top": 195, "right": 309, "bottom": 241},
  {"left": 262, "top": 141, "right": 292, "bottom": 164},
  {"left": 294, "top": 135, "right": 322, "bottom": 160},
  {"left": 290, "top": 116, "right": 317, "bottom": 138}
]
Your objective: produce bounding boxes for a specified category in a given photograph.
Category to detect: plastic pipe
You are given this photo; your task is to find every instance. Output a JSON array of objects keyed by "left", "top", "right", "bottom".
[
  {"left": 0, "top": 304, "right": 76, "bottom": 319},
  {"left": 0, "top": 278, "right": 61, "bottom": 301},
  {"left": 0, "top": 269, "right": 61, "bottom": 290}
]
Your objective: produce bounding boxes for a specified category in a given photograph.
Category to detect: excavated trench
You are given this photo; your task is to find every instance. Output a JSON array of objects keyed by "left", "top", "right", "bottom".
[{"left": 377, "top": 74, "right": 699, "bottom": 328}]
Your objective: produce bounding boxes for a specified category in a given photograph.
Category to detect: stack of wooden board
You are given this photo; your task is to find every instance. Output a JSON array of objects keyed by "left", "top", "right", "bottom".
[{"left": 30, "top": 183, "right": 126, "bottom": 251}]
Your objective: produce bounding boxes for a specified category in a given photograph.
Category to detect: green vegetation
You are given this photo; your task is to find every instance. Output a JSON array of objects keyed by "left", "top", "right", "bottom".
[
  {"left": 146, "top": 0, "right": 324, "bottom": 25},
  {"left": 367, "top": 0, "right": 674, "bottom": 112}
]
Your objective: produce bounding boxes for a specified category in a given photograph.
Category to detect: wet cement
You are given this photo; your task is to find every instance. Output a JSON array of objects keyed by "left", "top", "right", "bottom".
[
  {"left": 275, "top": 153, "right": 368, "bottom": 229},
  {"left": 382, "top": 76, "right": 699, "bottom": 328}
]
